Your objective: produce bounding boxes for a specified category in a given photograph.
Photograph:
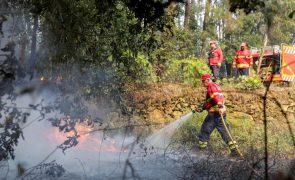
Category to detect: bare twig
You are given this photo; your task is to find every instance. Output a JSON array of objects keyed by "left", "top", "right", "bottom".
[{"left": 74, "top": 158, "right": 87, "bottom": 180}]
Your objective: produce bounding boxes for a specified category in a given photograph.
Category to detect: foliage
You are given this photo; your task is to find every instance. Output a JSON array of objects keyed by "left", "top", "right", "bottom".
[
  {"left": 19, "top": 160, "right": 66, "bottom": 179},
  {"left": 3, "top": 0, "right": 295, "bottom": 87},
  {"left": 119, "top": 51, "right": 157, "bottom": 83},
  {"left": 228, "top": 0, "right": 265, "bottom": 14},
  {"left": 236, "top": 75, "right": 262, "bottom": 90},
  {"left": 0, "top": 99, "right": 57, "bottom": 161},
  {"left": 221, "top": 75, "right": 262, "bottom": 90},
  {"left": 164, "top": 58, "right": 211, "bottom": 86},
  {"left": 149, "top": 29, "right": 198, "bottom": 77},
  {"left": 0, "top": 119, "right": 23, "bottom": 161}
]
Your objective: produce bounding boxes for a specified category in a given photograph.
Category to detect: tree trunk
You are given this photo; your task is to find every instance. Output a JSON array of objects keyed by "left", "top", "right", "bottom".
[
  {"left": 257, "top": 33, "right": 268, "bottom": 74},
  {"left": 19, "top": 13, "right": 28, "bottom": 69},
  {"left": 20, "top": 36, "right": 28, "bottom": 69},
  {"left": 29, "top": 14, "right": 38, "bottom": 78},
  {"left": 203, "top": 0, "right": 211, "bottom": 32},
  {"left": 184, "top": 0, "right": 191, "bottom": 29},
  {"left": 200, "top": 0, "right": 212, "bottom": 57},
  {"left": 189, "top": 0, "right": 197, "bottom": 29}
]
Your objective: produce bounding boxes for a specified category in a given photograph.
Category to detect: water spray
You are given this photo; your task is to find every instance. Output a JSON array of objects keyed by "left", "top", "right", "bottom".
[{"left": 146, "top": 112, "right": 193, "bottom": 150}]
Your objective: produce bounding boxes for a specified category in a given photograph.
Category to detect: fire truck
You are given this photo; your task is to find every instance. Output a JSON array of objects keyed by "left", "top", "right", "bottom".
[{"left": 251, "top": 44, "right": 295, "bottom": 82}]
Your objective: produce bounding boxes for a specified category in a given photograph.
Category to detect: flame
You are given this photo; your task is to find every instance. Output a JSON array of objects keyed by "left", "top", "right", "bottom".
[
  {"left": 40, "top": 76, "right": 45, "bottom": 81},
  {"left": 47, "top": 123, "right": 123, "bottom": 153}
]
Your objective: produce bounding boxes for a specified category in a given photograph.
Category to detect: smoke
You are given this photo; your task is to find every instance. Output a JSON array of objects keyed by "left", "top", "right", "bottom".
[
  {"left": 1, "top": 83, "right": 136, "bottom": 178},
  {"left": 0, "top": 80, "right": 195, "bottom": 179}
]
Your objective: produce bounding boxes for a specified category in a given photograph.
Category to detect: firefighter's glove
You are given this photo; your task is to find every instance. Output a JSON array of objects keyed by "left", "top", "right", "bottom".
[
  {"left": 192, "top": 107, "right": 203, "bottom": 113},
  {"left": 219, "top": 106, "right": 226, "bottom": 114}
]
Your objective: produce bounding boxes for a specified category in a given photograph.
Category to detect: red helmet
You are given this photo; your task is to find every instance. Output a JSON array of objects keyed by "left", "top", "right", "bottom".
[{"left": 201, "top": 74, "right": 211, "bottom": 81}]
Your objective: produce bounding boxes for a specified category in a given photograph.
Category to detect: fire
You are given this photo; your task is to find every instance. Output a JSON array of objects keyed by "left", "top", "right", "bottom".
[
  {"left": 47, "top": 123, "right": 123, "bottom": 153},
  {"left": 40, "top": 76, "right": 45, "bottom": 81}
]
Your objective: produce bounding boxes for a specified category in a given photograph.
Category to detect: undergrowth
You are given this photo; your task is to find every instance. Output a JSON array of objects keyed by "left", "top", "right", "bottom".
[
  {"left": 172, "top": 111, "right": 295, "bottom": 157},
  {"left": 221, "top": 75, "right": 262, "bottom": 90}
]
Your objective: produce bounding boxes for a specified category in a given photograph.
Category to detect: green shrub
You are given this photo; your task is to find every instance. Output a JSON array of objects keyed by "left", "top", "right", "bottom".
[
  {"left": 119, "top": 51, "right": 157, "bottom": 83},
  {"left": 236, "top": 75, "right": 262, "bottom": 90},
  {"left": 164, "top": 58, "right": 211, "bottom": 86},
  {"left": 220, "top": 77, "right": 237, "bottom": 88},
  {"left": 289, "top": 81, "right": 295, "bottom": 88},
  {"left": 221, "top": 75, "right": 262, "bottom": 90}
]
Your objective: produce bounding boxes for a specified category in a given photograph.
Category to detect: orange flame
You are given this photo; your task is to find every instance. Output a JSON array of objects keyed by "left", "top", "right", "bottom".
[{"left": 47, "top": 123, "right": 123, "bottom": 153}]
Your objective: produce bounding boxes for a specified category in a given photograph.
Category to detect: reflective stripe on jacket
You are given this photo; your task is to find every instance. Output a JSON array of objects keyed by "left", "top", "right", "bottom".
[
  {"left": 203, "top": 82, "right": 224, "bottom": 112},
  {"left": 233, "top": 49, "right": 253, "bottom": 69}
]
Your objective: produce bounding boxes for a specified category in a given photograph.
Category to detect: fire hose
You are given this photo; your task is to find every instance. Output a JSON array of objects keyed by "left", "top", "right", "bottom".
[
  {"left": 219, "top": 111, "right": 244, "bottom": 158},
  {"left": 193, "top": 108, "right": 263, "bottom": 178},
  {"left": 219, "top": 111, "right": 263, "bottom": 178}
]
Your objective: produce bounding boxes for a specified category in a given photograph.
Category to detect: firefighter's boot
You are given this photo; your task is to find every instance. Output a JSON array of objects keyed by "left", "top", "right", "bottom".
[
  {"left": 197, "top": 140, "right": 208, "bottom": 150},
  {"left": 228, "top": 141, "right": 240, "bottom": 157}
]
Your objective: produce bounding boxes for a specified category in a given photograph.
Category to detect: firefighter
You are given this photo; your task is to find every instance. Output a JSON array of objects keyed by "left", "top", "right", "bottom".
[
  {"left": 233, "top": 42, "right": 253, "bottom": 76},
  {"left": 192, "top": 74, "right": 239, "bottom": 156},
  {"left": 207, "top": 40, "right": 224, "bottom": 81}
]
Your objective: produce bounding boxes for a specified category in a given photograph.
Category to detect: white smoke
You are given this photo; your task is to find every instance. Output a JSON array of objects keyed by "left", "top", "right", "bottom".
[{"left": 1, "top": 82, "right": 135, "bottom": 179}]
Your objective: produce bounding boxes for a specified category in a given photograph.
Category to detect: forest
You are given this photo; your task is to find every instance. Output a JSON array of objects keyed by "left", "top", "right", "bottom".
[{"left": 0, "top": 0, "right": 294, "bottom": 179}]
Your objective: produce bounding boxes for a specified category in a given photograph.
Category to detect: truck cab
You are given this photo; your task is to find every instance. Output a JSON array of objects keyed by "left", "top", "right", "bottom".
[{"left": 251, "top": 44, "right": 295, "bottom": 82}]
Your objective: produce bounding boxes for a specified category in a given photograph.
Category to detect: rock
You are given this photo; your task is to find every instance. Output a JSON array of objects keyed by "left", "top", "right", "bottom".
[
  {"left": 178, "top": 97, "right": 185, "bottom": 102},
  {"left": 107, "top": 111, "right": 120, "bottom": 122},
  {"left": 132, "top": 115, "right": 142, "bottom": 122},
  {"left": 266, "top": 116, "right": 273, "bottom": 121},
  {"left": 164, "top": 106, "right": 173, "bottom": 114},
  {"left": 172, "top": 111, "right": 183, "bottom": 118},
  {"left": 148, "top": 109, "right": 165, "bottom": 123},
  {"left": 169, "top": 113, "right": 175, "bottom": 118},
  {"left": 136, "top": 103, "right": 145, "bottom": 109},
  {"left": 147, "top": 106, "right": 156, "bottom": 112},
  {"left": 143, "top": 98, "right": 152, "bottom": 107},
  {"left": 176, "top": 103, "right": 182, "bottom": 109},
  {"left": 287, "top": 113, "right": 294, "bottom": 121},
  {"left": 184, "top": 103, "right": 189, "bottom": 107}
]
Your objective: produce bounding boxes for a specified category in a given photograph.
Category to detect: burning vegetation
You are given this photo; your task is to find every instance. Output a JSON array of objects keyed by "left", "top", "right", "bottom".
[{"left": 0, "top": 0, "right": 294, "bottom": 179}]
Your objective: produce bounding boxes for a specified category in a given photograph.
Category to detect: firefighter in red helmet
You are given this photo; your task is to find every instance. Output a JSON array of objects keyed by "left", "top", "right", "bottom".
[
  {"left": 192, "top": 74, "right": 239, "bottom": 157},
  {"left": 232, "top": 42, "right": 253, "bottom": 76}
]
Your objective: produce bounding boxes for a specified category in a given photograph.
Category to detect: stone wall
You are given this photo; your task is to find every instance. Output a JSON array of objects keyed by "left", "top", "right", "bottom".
[{"left": 120, "top": 84, "right": 295, "bottom": 125}]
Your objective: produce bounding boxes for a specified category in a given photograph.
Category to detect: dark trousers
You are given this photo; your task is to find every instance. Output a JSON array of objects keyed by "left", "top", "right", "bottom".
[
  {"left": 238, "top": 68, "right": 249, "bottom": 76},
  {"left": 198, "top": 112, "right": 232, "bottom": 144},
  {"left": 210, "top": 65, "right": 220, "bottom": 79},
  {"left": 225, "top": 62, "right": 232, "bottom": 77}
]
